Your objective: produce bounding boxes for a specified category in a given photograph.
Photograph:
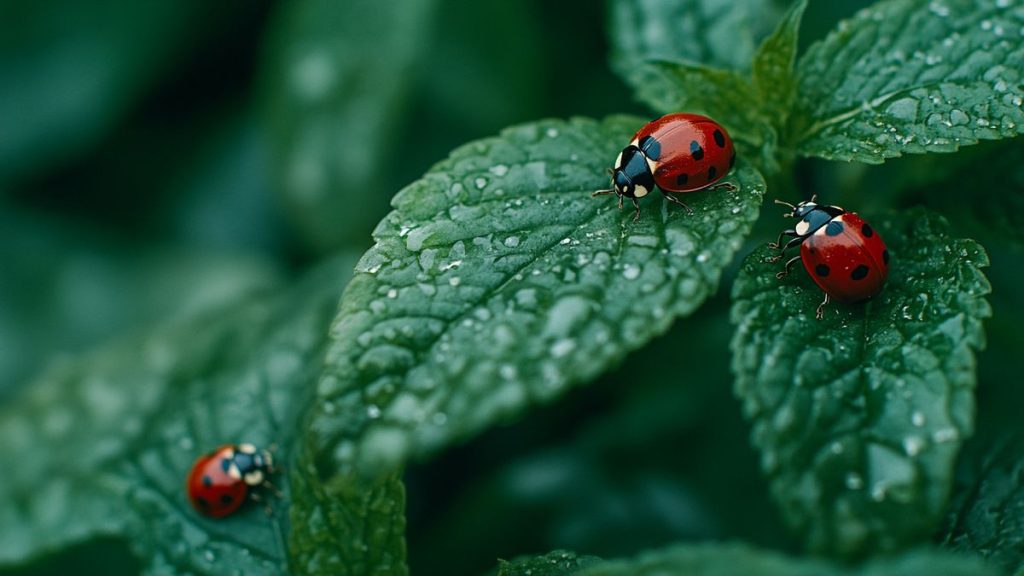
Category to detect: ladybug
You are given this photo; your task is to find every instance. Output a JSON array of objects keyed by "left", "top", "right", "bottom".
[
  {"left": 592, "top": 113, "right": 737, "bottom": 221},
  {"left": 771, "top": 196, "right": 889, "bottom": 318},
  {"left": 186, "top": 443, "right": 279, "bottom": 518}
]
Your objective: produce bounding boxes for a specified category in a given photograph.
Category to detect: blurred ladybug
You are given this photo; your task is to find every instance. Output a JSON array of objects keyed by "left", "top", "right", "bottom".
[
  {"left": 593, "top": 113, "right": 737, "bottom": 221},
  {"left": 771, "top": 196, "right": 889, "bottom": 318},
  {"left": 187, "top": 443, "right": 280, "bottom": 518}
]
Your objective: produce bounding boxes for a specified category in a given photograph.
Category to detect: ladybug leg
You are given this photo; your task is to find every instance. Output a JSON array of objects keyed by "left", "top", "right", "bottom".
[
  {"left": 775, "top": 255, "right": 801, "bottom": 279},
  {"left": 709, "top": 182, "right": 738, "bottom": 192},
  {"left": 660, "top": 190, "right": 694, "bottom": 215},
  {"left": 262, "top": 479, "right": 285, "bottom": 499},
  {"left": 631, "top": 198, "right": 642, "bottom": 222},
  {"left": 618, "top": 195, "right": 624, "bottom": 211},
  {"left": 815, "top": 293, "right": 831, "bottom": 319},
  {"left": 768, "top": 229, "right": 798, "bottom": 250},
  {"left": 768, "top": 236, "right": 803, "bottom": 263},
  {"left": 591, "top": 188, "right": 614, "bottom": 198}
]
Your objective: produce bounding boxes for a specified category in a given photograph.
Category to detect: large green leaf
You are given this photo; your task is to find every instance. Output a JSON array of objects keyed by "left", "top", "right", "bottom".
[
  {"left": 731, "top": 210, "right": 991, "bottom": 556},
  {"left": 292, "top": 116, "right": 765, "bottom": 573},
  {"left": 793, "top": 0, "right": 1024, "bottom": 163},
  {"left": 262, "top": 0, "right": 438, "bottom": 251},
  {"left": 497, "top": 544, "right": 997, "bottom": 576},
  {"left": 942, "top": 434, "right": 1024, "bottom": 575},
  {"left": 0, "top": 254, "right": 358, "bottom": 574}
]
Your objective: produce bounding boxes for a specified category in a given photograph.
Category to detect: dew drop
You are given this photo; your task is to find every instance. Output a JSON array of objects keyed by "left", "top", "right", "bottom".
[
  {"left": 367, "top": 405, "right": 382, "bottom": 419},
  {"left": 489, "top": 164, "right": 509, "bottom": 177},
  {"left": 622, "top": 264, "right": 641, "bottom": 279},
  {"left": 449, "top": 277, "right": 461, "bottom": 287},
  {"left": 475, "top": 177, "right": 488, "bottom": 189},
  {"left": 846, "top": 473, "right": 864, "bottom": 490},
  {"left": 912, "top": 411, "right": 926, "bottom": 427},
  {"left": 546, "top": 127, "right": 559, "bottom": 138},
  {"left": 550, "top": 339, "right": 577, "bottom": 358}
]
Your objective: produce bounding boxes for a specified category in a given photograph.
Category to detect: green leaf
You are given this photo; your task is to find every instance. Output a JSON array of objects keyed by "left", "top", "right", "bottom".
[
  {"left": 753, "top": 0, "right": 809, "bottom": 124},
  {"left": 293, "top": 116, "right": 765, "bottom": 573},
  {"left": 639, "top": 62, "right": 772, "bottom": 151},
  {"left": 0, "top": 254, "right": 359, "bottom": 574},
  {"left": 608, "top": 0, "right": 783, "bottom": 78},
  {"left": 792, "top": 0, "right": 1024, "bottom": 163},
  {"left": 942, "top": 434, "right": 1024, "bottom": 575},
  {"left": 731, "top": 209, "right": 991, "bottom": 556},
  {"left": 262, "top": 0, "right": 438, "bottom": 251},
  {"left": 308, "top": 115, "right": 764, "bottom": 474},
  {"left": 500, "top": 544, "right": 998, "bottom": 576},
  {"left": 497, "top": 550, "right": 602, "bottom": 576}
]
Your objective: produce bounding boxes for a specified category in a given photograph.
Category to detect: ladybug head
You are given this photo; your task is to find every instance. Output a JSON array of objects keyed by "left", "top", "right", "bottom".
[
  {"left": 613, "top": 169, "right": 635, "bottom": 197},
  {"left": 774, "top": 195, "right": 819, "bottom": 218}
]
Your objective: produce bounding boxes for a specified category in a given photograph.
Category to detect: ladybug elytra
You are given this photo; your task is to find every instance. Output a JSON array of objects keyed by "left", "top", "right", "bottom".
[
  {"left": 593, "top": 113, "right": 737, "bottom": 221},
  {"left": 771, "top": 197, "right": 890, "bottom": 318}
]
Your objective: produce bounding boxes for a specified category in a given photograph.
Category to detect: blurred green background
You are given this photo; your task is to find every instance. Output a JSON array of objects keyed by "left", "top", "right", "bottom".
[{"left": 9, "top": 1, "right": 1024, "bottom": 575}]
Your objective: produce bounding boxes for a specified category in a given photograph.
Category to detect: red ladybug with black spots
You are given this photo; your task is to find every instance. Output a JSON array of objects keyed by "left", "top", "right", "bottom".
[
  {"left": 770, "top": 197, "right": 889, "bottom": 318},
  {"left": 187, "top": 443, "right": 279, "bottom": 518},
  {"left": 593, "top": 113, "right": 737, "bottom": 221}
]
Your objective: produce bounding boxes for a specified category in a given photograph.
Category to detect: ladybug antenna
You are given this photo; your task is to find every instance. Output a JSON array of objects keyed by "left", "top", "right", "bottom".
[
  {"left": 774, "top": 199, "right": 797, "bottom": 210},
  {"left": 810, "top": 194, "right": 818, "bottom": 203},
  {"left": 606, "top": 167, "right": 615, "bottom": 176}
]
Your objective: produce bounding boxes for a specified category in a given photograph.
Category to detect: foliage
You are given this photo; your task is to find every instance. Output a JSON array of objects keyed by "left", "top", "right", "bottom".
[{"left": 2, "top": 0, "right": 1021, "bottom": 575}]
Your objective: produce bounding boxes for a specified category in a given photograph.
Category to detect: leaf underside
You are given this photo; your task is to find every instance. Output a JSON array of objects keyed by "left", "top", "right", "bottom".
[
  {"left": 731, "top": 210, "right": 991, "bottom": 556},
  {"left": 794, "top": 0, "right": 1024, "bottom": 163}
]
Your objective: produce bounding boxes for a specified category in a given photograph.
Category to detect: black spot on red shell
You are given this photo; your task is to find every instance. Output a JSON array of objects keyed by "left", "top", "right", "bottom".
[
  {"left": 713, "top": 129, "right": 726, "bottom": 147},
  {"left": 883, "top": 249, "right": 890, "bottom": 264},
  {"left": 221, "top": 458, "right": 232, "bottom": 473},
  {"left": 676, "top": 173, "right": 689, "bottom": 186},
  {"left": 708, "top": 166, "right": 717, "bottom": 181},
  {"left": 202, "top": 475, "right": 213, "bottom": 487},
  {"left": 690, "top": 140, "right": 704, "bottom": 160},
  {"left": 851, "top": 264, "right": 869, "bottom": 280},
  {"left": 862, "top": 223, "right": 874, "bottom": 237},
  {"left": 815, "top": 264, "right": 830, "bottom": 277},
  {"left": 825, "top": 220, "right": 844, "bottom": 236},
  {"left": 196, "top": 497, "right": 210, "bottom": 510},
  {"left": 640, "top": 135, "right": 661, "bottom": 160},
  {"left": 220, "top": 494, "right": 234, "bottom": 505}
]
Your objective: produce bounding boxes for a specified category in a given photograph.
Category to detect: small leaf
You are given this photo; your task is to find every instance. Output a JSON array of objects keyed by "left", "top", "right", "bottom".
[
  {"left": 753, "top": 0, "right": 809, "bottom": 124},
  {"left": 608, "top": 0, "right": 783, "bottom": 81},
  {"left": 942, "top": 434, "right": 1024, "bottom": 575},
  {"left": 263, "top": 0, "right": 438, "bottom": 251},
  {"left": 497, "top": 550, "right": 602, "bottom": 576},
  {"left": 294, "top": 117, "right": 765, "bottom": 573},
  {"left": 792, "top": 0, "right": 1024, "bottom": 163},
  {"left": 639, "top": 61, "right": 773, "bottom": 154},
  {"left": 0, "top": 254, "right": 359, "bottom": 574},
  {"left": 499, "top": 544, "right": 997, "bottom": 576},
  {"left": 731, "top": 209, "right": 991, "bottom": 556}
]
